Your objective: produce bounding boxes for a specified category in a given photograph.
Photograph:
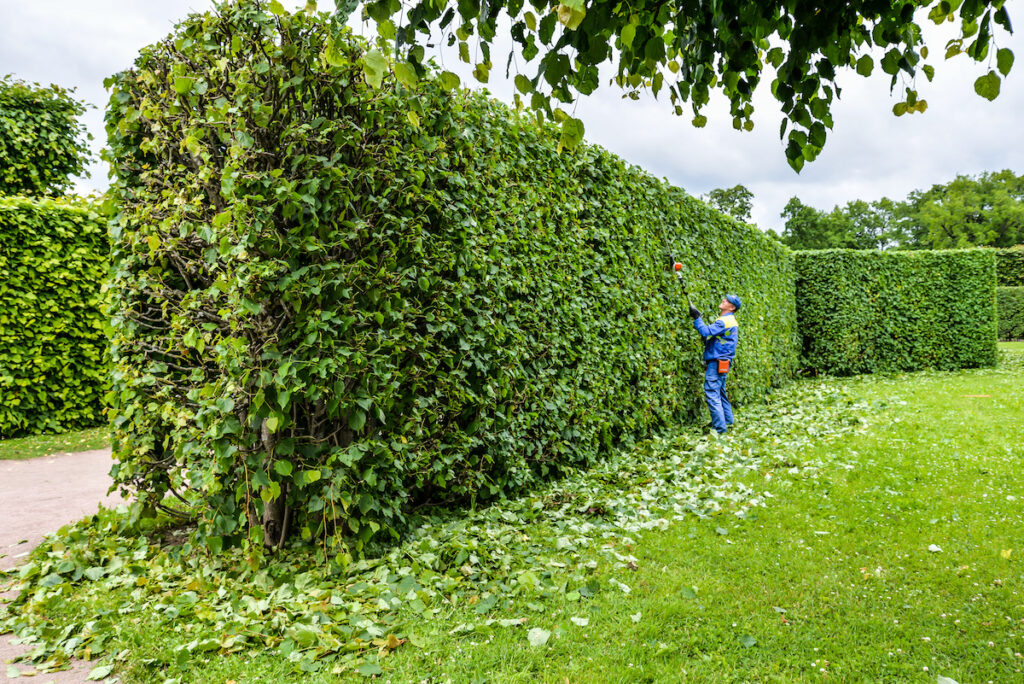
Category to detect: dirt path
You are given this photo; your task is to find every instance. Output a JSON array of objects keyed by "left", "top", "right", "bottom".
[{"left": 1, "top": 448, "right": 122, "bottom": 683}]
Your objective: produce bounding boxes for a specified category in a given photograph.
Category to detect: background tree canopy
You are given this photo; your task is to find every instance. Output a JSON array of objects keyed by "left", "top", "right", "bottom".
[
  {"left": 331, "top": 0, "right": 1015, "bottom": 171},
  {"left": 0, "top": 77, "right": 90, "bottom": 196},
  {"left": 704, "top": 185, "right": 753, "bottom": 223},
  {"left": 779, "top": 169, "right": 1024, "bottom": 250}
]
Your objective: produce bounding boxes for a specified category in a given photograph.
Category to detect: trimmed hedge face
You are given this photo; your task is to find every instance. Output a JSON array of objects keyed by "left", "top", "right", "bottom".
[
  {"left": 0, "top": 197, "right": 108, "bottom": 437},
  {"left": 105, "top": 4, "right": 796, "bottom": 553},
  {"left": 997, "top": 287, "right": 1024, "bottom": 340},
  {"left": 795, "top": 249, "right": 998, "bottom": 376},
  {"left": 996, "top": 246, "right": 1024, "bottom": 286}
]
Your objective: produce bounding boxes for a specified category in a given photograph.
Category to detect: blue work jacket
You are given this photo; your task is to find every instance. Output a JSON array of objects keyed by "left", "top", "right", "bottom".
[{"left": 693, "top": 313, "right": 739, "bottom": 361}]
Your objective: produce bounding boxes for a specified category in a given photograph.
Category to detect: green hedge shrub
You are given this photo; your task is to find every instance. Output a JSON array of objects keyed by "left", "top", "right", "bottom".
[
  {"left": 795, "top": 249, "right": 998, "bottom": 376},
  {"left": 0, "top": 196, "right": 108, "bottom": 438},
  {"left": 996, "top": 246, "right": 1024, "bottom": 286},
  {"left": 104, "top": 3, "right": 797, "bottom": 554},
  {"left": 997, "top": 287, "right": 1024, "bottom": 340},
  {"left": 0, "top": 77, "right": 90, "bottom": 197}
]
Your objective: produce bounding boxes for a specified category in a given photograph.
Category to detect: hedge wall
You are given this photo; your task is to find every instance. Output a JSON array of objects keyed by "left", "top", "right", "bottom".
[
  {"left": 996, "top": 246, "right": 1024, "bottom": 286},
  {"left": 0, "top": 196, "right": 108, "bottom": 438},
  {"left": 104, "top": 3, "right": 797, "bottom": 554},
  {"left": 997, "top": 287, "right": 1024, "bottom": 340},
  {"left": 795, "top": 249, "right": 998, "bottom": 376}
]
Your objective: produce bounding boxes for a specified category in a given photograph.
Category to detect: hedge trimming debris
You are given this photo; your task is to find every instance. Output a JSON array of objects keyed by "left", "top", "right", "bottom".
[
  {"left": 0, "top": 196, "right": 108, "bottom": 438},
  {"left": 795, "top": 249, "right": 998, "bottom": 376},
  {"left": 104, "top": 3, "right": 797, "bottom": 555},
  {"left": 997, "top": 287, "right": 1024, "bottom": 340}
]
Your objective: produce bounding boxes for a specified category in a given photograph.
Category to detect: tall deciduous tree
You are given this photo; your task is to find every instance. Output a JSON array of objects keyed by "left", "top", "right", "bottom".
[
  {"left": 0, "top": 77, "right": 90, "bottom": 197},
  {"left": 705, "top": 185, "right": 753, "bottom": 223},
  {"left": 331, "top": 0, "right": 1015, "bottom": 170}
]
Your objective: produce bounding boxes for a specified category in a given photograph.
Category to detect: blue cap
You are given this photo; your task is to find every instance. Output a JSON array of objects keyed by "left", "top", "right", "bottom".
[{"left": 725, "top": 294, "right": 742, "bottom": 311}]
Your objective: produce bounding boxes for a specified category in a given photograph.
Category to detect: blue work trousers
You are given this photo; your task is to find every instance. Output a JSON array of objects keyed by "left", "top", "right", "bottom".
[{"left": 703, "top": 361, "right": 734, "bottom": 433}]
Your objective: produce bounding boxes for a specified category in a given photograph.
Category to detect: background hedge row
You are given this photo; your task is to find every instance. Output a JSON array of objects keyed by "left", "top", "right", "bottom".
[
  {"left": 0, "top": 196, "right": 108, "bottom": 438},
  {"left": 996, "top": 246, "right": 1024, "bottom": 286},
  {"left": 104, "top": 4, "right": 797, "bottom": 553},
  {"left": 997, "top": 287, "right": 1024, "bottom": 340},
  {"left": 795, "top": 249, "right": 998, "bottom": 376}
]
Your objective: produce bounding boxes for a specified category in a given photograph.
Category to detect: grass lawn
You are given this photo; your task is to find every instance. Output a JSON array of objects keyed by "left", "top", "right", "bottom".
[
  {"left": 999, "top": 340, "right": 1024, "bottom": 352},
  {"left": 0, "top": 426, "right": 109, "bottom": 461},
  {"left": 3, "top": 351, "right": 1022, "bottom": 682}
]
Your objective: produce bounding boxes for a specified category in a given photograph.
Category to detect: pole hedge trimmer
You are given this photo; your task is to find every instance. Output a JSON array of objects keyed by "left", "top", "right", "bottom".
[{"left": 667, "top": 252, "right": 696, "bottom": 311}]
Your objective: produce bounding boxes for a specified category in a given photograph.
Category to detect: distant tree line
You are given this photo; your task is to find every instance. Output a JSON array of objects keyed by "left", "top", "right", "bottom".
[{"left": 777, "top": 169, "right": 1024, "bottom": 250}]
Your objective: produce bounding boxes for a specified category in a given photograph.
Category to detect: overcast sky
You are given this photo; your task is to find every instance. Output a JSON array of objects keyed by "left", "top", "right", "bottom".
[{"left": 1, "top": 0, "right": 1020, "bottom": 233}]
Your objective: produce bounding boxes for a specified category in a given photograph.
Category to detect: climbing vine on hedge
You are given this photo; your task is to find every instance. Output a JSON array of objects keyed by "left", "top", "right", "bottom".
[
  {"left": 0, "top": 197, "right": 108, "bottom": 437},
  {"left": 104, "top": 1, "right": 797, "bottom": 558},
  {"left": 795, "top": 249, "right": 998, "bottom": 376}
]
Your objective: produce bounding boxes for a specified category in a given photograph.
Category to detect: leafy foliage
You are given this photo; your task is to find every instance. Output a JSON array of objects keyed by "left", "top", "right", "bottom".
[
  {"left": 103, "top": 2, "right": 798, "bottom": 555},
  {"left": 1, "top": 378, "right": 871, "bottom": 678},
  {"left": 781, "top": 170, "right": 1024, "bottom": 251},
  {"left": 331, "top": 0, "right": 1014, "bottom": 171},
  {"left": 795, "top": 249, "right": 998, "bottom": 376},
  {"left": 996, "top": 287, "right": 1024, "bottom": 340},
  {"left": 704, "top": 185, "right": 753, "bottom": 223},
  {"left": 0, "top": 77, "right": 90, "bottom": 197},
  {"left": 0, "top": 197, "right": 108, "bottom": 438},
  {"left": 995, "top": 244, "right": 1024, "bottom": 285}
]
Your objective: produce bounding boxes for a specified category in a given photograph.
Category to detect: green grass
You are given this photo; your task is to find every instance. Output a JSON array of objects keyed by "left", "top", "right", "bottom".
[
  {"left": 375, "top": 360, "right": 1024, "bottom": 682},
  {"left": 999, "top": 340, "right": 1024, "bottom": 352},
  {"left": 3, "top": 354, "right": 1023, "bottom": 682},
  {"left": 0, "top": 426, "right": 109, "bottom": 460}
]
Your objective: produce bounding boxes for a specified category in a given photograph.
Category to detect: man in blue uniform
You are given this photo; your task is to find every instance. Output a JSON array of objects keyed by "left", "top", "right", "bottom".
[{"left": 688, "top": 294, "right": 742, "bottom": 434}]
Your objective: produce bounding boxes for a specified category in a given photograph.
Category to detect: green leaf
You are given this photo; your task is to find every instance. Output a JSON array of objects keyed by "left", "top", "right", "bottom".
[
  {"left": 556, "top": 2, "right": 585, "bottom": 31},
  {"left": 679, "top": 586, "right": 698, "bottom": 599},
  {"left": 363, "top": 49, "right": 388, "bottom": 88},
  {"left": 996, "top": 48, "right": 1014, "bottom": 76},
  {"left": 274, "top": 460, "right": 294, "bottom": 477},
  {"left": 473, "top": 62, "right": 491, "bottom": 83},
  {"left": 357, "top": 662, "right": 384, "bottom": 677},
  {"left": 173, "top": 77, "right": 194, "bottom": 95},
  {"left": 620, "top": 24, "right": 636, "bottom": 49},
  {"left": 439, "top": 70, "right": 461, "bottom": 90},
  {"left": 6, "top": 666, "right": 21, "bottom": 679},
  {"left": 394, "top": 61, "right": 419, "bottom": 88},
  {"left": 855, "top": 55, "right": 873, "bottom": 77},
  {"left": 349, "top": 409, "right": 366, "bottom": 431},
  {"left": 266, "top": 416, "right": 280, "bottom": 433},
  {"left": 692, "top": 114, "right": 708, "bottom": 128},
  {"left": 974, "top": 71, "right": 1001, "bottom": 101},
  {"left": 560, "top": 117, "right": 585, "bottom": 149},
  {"left": 86, "top": 664, "right": 114, "bottom": 680},
  {"left": 324, "top": 37, "right": 347, "bottom": 67},
  {"left": 268, "top": 0, "right": 287, "bottom": 16},
  {"left": 514, "top": 74, "right": 533, "bottom": 94},
  {"left": 303, "top": 469, "right": 322, "bottom": 484},
  {"left": 739, "top": 635, "right": 757, "bottom": 648}
]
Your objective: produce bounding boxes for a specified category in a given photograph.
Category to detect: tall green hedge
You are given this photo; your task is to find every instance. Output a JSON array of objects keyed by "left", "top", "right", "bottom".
[
  {"left": 997, "top": 287, "right": 1024, "bottom": 340},
  {"left": 0, "top": 196, "right": 108, "bottom": 437},
  {"left": 104, "top": 3, "right": 797, "bottom": 554},
  {"left": 795, "top": 249, "right": 998, "bottom": 376},
  {"left": 996, "top": 246, "right": 1024, "bottom": 286}
]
